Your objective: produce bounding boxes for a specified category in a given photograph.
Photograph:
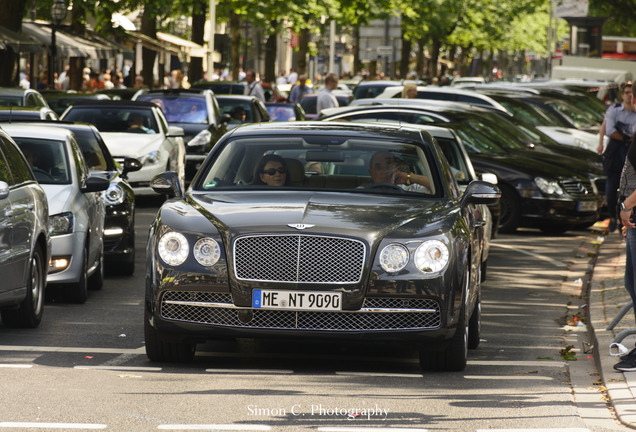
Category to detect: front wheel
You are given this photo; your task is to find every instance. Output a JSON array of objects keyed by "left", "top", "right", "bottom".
[
  {"left": 144, "top": 310, "right": 195, "bottom": 363},
  {"left": 1, "top": 246, "right": 46, "bottom": 328},
  {"left": 420, "top": 308, "right": 468, "bottom": 372},
  {"left": 468, "top": 294, "right": 481, "bottom": 349},
  {"left": 498, "top": 184, "right": 521, "bottom": 233},
  {"left": 68, "top": 246, "right": 88, "bottom": 303}
]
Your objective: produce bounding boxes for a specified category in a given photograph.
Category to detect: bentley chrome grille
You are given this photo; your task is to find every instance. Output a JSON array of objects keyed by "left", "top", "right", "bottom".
[
  {"left": 233, "top": 235, "right": 365, "bottom": 283},
  {"left": 560, "top": 179, "right": 594, "bottom": 198},
  {"left": 160, "top": 291, "right": 441, "bottom": 330}
]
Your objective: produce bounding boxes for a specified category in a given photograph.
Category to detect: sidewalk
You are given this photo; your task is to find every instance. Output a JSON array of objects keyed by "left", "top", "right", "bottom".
[{"left": 588, "top": 226, "right": 636, "bottom": 428}]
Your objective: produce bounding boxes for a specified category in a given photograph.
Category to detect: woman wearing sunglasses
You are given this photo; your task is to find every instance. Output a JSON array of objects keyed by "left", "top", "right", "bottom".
[{"left": 254, "top": 154, "right": 290, "bottom": 186}]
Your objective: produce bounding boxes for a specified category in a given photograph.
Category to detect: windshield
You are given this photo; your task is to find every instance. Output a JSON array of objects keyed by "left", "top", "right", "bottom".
[
  {"left": 543, "top": 99, "right": 600, "bottom": 129},
  {"left": 136, "top": 94, "right": 209, "bottom": 124},
  {"left": 63, "top": 107, "right": 159, "bottom": 134},
  {"left": 492, "top": 96, "right": 565, "bottom": 127},
  {"left": 14, "top": 137, "right": 71, "bottom": 184},
  {"left": 195, "top": 135, "right": 443, "bottom": 196}
]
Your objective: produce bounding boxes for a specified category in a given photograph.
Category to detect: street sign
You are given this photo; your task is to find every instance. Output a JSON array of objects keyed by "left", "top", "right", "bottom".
[{"left": 376, "top": 46, "right": 393, "bottom": 56}]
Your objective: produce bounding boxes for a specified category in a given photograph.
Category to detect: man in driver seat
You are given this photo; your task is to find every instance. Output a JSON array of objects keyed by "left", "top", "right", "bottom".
[{"left": 369, "top": 151, "right": 431, "bottom": 193}]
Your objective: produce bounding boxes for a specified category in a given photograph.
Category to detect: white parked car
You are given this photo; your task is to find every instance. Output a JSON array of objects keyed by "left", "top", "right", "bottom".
[
  {"left": 1, "top": 124, "right": 110, "bottom": 303},
  {"left": 60, "top": 100, "right": 186, "bottom": 195}
]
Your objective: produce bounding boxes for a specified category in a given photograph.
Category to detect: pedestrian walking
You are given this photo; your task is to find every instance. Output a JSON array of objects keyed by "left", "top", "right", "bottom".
[
  {"left": 288, "top": 75, "right": 312, "bottom": 104},
  {"left": 605, "top": 82, "right": 636, "bottom": 232},
  {"left": 615, "top": 125, "right": 636, "bottom": 372},
  {"left": 244, "top": 70, "right": 265, "bottom": 103},
  {"left": 316, "top": 73, "right": 339, "bottom": 116}
]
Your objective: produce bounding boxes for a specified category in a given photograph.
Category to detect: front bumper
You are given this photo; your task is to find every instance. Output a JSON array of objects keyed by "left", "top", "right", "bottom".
[
  {"left": 522, "top": 196, "right": 600, "bottom": 227},
  {"left": 48, "top": 232, "right": 86, "bottom": 284}
]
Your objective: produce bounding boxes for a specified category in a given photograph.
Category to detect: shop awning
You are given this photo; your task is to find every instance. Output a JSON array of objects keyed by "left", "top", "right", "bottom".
[
  {"left": 22, "top": 21, "right": 117, "bottom": 59},
  {"left": 0, "top": 25, "right": 42, "bottom": 53},
  {"left": 124, "top": 30, "right": 180, "bottom": 56},
  {"left": 156, "top": 32, "right": 204, "bottom": 50}
]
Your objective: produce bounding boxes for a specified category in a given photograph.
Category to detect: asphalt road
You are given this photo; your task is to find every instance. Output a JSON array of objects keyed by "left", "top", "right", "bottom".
[{"left": 0, "top": 200, "right": 631, "bottom": 431}]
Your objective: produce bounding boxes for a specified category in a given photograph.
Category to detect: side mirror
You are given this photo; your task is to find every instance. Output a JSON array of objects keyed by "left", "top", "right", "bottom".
[
  {"left": 151, "top": 171, "right": 183, "bottom": 198},
  {"left": 220, "top": 113, "right": 232, "bottom": 123},
  {"left": 460, "top": 180, "right": 500, "bottom": 207},
  {"left": 166, "top": 126, "right": 185, "bottom": 137},
  {"left": 0, "top": 181, "right": 9, "bottom": 200},
  {"left": 479, "top": 172, "right": 498, "bottom": 185},
  {"left": 121, "top": 157, "right": 142, "bottom": 180},
  {"left": 81, "top": 175, "right": 110, "bottom": 193}
]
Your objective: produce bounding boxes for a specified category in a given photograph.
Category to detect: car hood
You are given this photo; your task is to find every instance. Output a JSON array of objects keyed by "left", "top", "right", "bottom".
[
  {"left": 469, "top": 149, "right": 591, "bottom": 182},
  {"left": 536, "top": 126, "right": 599, "bottom": 152},
  {"left": 41, "top": 184, "right": 74, "bottom": 216},
  {"left": 169, "top": 191, "right": 452, "bottom": 241},
  {"left": 99, "top": 132, "right": 164, "bottom": 158}
]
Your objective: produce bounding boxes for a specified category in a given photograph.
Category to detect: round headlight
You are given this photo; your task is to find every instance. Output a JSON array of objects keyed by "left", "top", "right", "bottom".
[
  {"left": 535, "top": 177, "right": 564, "bottom": 195},
  {"left": 414, "top": 240, "right": 449, "bottom": 274},
  {"left": 103, "top": 183, "right": 125, "bottom": 205},
  {"left": 379, "top": 243, "right": 409, "bottom": 273},
  {"left": 158, "top": 232, "right": 189, "bottom": 266},
  {"left": 194, "top": 238, "right": 221, "bottom": 266}
]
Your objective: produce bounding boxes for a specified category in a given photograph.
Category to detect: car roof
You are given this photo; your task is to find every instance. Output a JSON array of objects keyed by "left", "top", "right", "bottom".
[
  {"left": 0, "top": 123, "right": 74, "bottom": 139},
  {"left": 0, "top": 87, "right": 31, "bottom": 96},
  {"left": 64, "top": 100, "right": 158, "bottom": 108},
  {"left": 225, "top": 120, "right": 430, "bottom": 142},
  {"left": 136, "top": 89, "right": 211, "bottom": 97}
]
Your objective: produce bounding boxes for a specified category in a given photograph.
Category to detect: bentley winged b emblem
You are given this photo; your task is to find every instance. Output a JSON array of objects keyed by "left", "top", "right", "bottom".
[{"left": 288, "top": 223, "right": 315, "bottom": 230}]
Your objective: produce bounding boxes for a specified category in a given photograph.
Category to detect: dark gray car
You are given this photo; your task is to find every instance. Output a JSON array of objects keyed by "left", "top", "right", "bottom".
[{"left": 0, "top": 128, "right": 50, "bottom": 327}]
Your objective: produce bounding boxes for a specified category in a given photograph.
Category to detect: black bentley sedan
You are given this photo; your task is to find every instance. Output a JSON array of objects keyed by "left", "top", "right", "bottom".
[{"left": 145, "top": 122, "right": 499, "bottom": 371}]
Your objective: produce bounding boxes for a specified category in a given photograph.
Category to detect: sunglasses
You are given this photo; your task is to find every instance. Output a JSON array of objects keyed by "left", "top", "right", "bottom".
[{"left": 262, "top": 167, "right": 287, "bottom": 175}]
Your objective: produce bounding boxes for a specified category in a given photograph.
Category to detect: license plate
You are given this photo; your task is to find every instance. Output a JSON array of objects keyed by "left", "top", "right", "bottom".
[
  {"left": 252, "top": 289, "right": 342, "bottom": 311},
  {"left": 577, "top": 200, "right": 597, "bottom": 212}
]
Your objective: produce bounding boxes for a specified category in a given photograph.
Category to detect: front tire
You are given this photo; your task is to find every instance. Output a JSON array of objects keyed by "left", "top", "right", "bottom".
[
  {"left": 498, "top": 184, "right": 521, "bottom": 233},
  {"left": 1, "top": 246, "right": 46, "bottom": 328},
  {"left": 468, "top": 294, "right": 481, "bottom": 349},
  {"left": 420, "top": 307, "right": 468, "bottom": 372},
  {"left": 68, "top": 246, "right": 88, "bottom": 303},
  {"left": 144, "top": 310, "right": 195, "bottom": 363},
  {"left": 88, "top": 247, "right": 104, "bottom": 290}
]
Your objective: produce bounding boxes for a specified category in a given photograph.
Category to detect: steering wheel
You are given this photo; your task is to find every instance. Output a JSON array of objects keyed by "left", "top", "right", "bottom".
[
  {"left": 367, "top": 182, "right": 405, "bottom": 193},
  {"left": 33, "top": 168, "right": 54, "bottom": 182}
]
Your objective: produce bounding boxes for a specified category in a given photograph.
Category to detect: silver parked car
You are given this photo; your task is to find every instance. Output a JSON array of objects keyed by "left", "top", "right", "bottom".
[
  {"left": 1, "top": 124, "right": 109, "bottom": 303},
  {"left": 0, "top": 128, "right": 50, "bottom": 327}
]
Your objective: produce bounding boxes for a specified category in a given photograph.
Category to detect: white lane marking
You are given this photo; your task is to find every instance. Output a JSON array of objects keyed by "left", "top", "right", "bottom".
[
  {"left": 319, "top": 428, "right": 429, "bottom": 432},
  {"left": 490, "top": 242, "right": 566, "bottom": 267},
  {"left": 0, "top": 422, "right": 107, "bottom": 429},
  {"left": 476, "top": 429, "right": 589, "bottom": 432},
  {"left": 0, "top": 364, "right": 32, "bottom": 368},
  {"left": 74, "top": 365, "right": 161, "bottom": 371},
  {"left": 464, "top": 375, "right": 554, "bottom": 380},
  {"left": 205, "top": 368, "right": 294, "bottom": 374},
  {"left": 335, "top": 372, "right": 420, "bottom": 378},
  {"left": 468, "top": 360, "right": 565, "bottom": 367},
  {"left": 158, "top": 425, "right": 271, "bottom": 431},
  {"left": 0, "top": 345, "right": 146, "bottom": 354}
]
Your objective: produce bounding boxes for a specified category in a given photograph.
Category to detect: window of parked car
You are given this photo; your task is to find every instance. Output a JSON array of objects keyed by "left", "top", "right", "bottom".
[
  {"left": 0, "top": 137, "right": 33, "bottom": 184},
  {"left": 12, "top": 138, "right": 71, "bottom": 184},
  {"left": 0, "top": 142, "right": 10, "bottom": 183}
]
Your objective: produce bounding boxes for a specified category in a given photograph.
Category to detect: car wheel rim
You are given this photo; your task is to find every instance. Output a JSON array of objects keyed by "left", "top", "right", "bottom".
[{"left": 30, "top": 255, "right": 43, "bottom": 315}]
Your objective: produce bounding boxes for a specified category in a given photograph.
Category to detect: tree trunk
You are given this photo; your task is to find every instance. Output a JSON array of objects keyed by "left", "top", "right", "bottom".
[
  {"left": 230, "top": 11, "right": 241, "bottom": 81},
  {"left": 263, "top": 20, "right": 277, "bottom": 82},
  {"left": 352, "top": 26, "right": 361, "bottom": 75},
  {"left": 141, "top": 9, "right": 157, "bottom": 88},
  {"left": 297, "top": 28, "right": 310, "bottom": 76},
  {"left": 189, "top": 0, "right": 207, "bottom": 83},
  {"left": 431, "top": 37, "right": 441, "bottom": 77},
  {"left": 399, "top": 38, "right": 411, "bottom": 79},
  {"left": 0, "top": 0, "right": 27, "bottom": 86},
  {"left": 416, "top": 38, "right": 426, "bottom": 78}
]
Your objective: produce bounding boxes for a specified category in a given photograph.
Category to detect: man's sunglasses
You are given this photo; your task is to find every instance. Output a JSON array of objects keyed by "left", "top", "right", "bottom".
[{"left": 262, "top": 167, "right": 287, "bottom": 175}]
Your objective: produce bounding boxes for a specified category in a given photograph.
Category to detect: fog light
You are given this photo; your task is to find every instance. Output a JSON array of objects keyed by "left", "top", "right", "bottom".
[
  {"left": 49, "top": 256, "right": 71, "bottom": 274},
  {"left": 104, "top": 227, "right": 124, "bottom": 236}
]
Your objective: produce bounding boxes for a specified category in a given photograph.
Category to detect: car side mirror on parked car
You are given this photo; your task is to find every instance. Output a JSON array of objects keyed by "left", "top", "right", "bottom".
[
  {"left": 121, "top": 157, "right": 142, "bottom": 180},
  {"left": 151, "top": 171, "right": 183, "bottom": 198},
  {"left": 0, "top": 181, "right": 9, "bottom": 200},
  {"left": 460, "top": 180, "right": 500, "bottom": 207},
  {"left": 81, "top": 175, "right": 111, "bottom": 193},
  {"left": 166, "top": 126, "right": 185, "bottom": 138}
]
